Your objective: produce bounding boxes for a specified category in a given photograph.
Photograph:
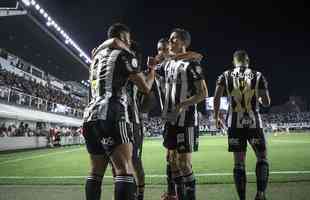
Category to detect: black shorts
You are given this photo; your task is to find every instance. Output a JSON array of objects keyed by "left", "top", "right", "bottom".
[
  {"left": 82, "top": 120, "right": 133, "bottom": 156},
  {"left": 132, "top": 122, "right": 144, "bottom": 161},
  {"left": 228, "top": 128, "right": 267, "bottom": 152},
  {"left": 163, "top": 122, "right": 199, "bottom": 153}
]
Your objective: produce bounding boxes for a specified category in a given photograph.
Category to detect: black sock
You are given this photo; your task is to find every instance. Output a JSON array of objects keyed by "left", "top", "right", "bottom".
[
  {"left": 85, "top": 173, "right": 103, "bottom": 200},
  {"left": 167, "top": 164, "right": 176, "bottom": 196},
  {"left": 183, "top": 172, "right": 196, "bottom": 200},
  {"left": 256, "top": 160, "right": 269, "bottom": 193},
  {"left": 137, "top": 184, "right": 145, "bottom": 200},
  {"left": 233, "top": 165, "right": 247, "bottom": 200},
  {"left": 173, "top": 174, "right": 185, "bottom": 200},
  {"left": 114, "top": 174, "right": 135, "bottom": 200}
]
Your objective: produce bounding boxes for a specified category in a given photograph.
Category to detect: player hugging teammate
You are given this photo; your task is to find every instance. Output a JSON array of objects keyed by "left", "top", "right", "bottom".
[{"left": 82, "top": 22, "right": 270, "bottom": 200}]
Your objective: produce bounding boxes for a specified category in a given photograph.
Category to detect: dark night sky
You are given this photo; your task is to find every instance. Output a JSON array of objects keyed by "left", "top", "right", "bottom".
[{"left": 4, "top": 0, "right": 310, "bottom": 105}]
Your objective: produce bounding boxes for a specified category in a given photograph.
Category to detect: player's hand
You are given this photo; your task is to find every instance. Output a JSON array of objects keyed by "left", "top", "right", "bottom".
[
  {"left": 215, "top": 117, "right": 224, "bottom": 129},
  {"left": 147, "top": 56, "right": 157, "bottom": 68},
  {"left": 173, "top": 51, "right": 204, "bottom": 62},
  {"left": 175, "top": 103, "right": 184, "bottom": 114}
]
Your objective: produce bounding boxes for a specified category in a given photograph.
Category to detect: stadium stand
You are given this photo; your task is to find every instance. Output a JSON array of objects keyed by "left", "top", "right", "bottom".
[
  {"left": 0, "top": 48, "right": 86, "bottom": 150},
  {"left": 0, "top": 48, "right": 87, "bottom": 118}
]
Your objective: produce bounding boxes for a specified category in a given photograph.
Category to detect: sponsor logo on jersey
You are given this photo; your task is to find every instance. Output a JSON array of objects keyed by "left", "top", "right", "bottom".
[
  {"left": 231, "top": 71, "right": 254, "bottom": 80},
  {"left": 250, "top": 138, "right": 261, "bottom": 145},
  {"left": 177, "top": 133, "right": 185, "bottom": 143},
  {"left": 101, "top": 137, "right": 114, "bottom": 146},
  {"left": 240, "top": 115, "right": 254, "bottom": 128},
  {"left": 228, "top": 138, "right": 240, "bottom": 145}
]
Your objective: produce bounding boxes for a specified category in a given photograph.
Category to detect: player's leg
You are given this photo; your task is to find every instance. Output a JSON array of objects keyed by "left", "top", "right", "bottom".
[
  {"left": 132, "top": 123, "right": 145, "bottom": 200},
  {"left": 162, "top": 123, "right": 182, "bottom": 200},
  {"left": 82, "top": 121, "right": 109, "bottom": 200},
  {"left": 249, "top": 129, "right": 269, "bottom": 200},
  {"left": 233, "top": 152, "right": 247, "bottom": 200},
  {"left": 166, "top": 150, "right": 177, "bottom": 198},
  {"left": 132, "top": 158, "right": 145, "bottom": 200},
  {"left": 177, "top": 127, "right": 197, "bottom": 200},
  {"left": 86, "top": 154, "right": 109, "bottom": 200},
  {"left": 229, "top": 128, "right": 247, "bottom": 200},
  {"left": 109, "top": 121, "right": 136, "bottom": 200}
]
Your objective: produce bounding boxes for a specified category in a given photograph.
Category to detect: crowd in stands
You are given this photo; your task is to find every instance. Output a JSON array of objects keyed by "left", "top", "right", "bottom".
[
  {"left": 0, "top": 68, "right": 86, "bottom": 111},
  {"left": 0, "top": 122, "right": 44, "bottom": 137},
  {"left": 0, "top": 121, "right": 81, "bottom": 138},
  {"left": 142, "top": 117, "right": 164, "bottom": 136},
  {"left": 262, "top": 112, "right": 310, "bottom": 124},
  {"left": 2, "top": 112, "right": 310, "bottom": 138},
  {"left": 140, "top": 111, "right": 310, "bottom": 136}
]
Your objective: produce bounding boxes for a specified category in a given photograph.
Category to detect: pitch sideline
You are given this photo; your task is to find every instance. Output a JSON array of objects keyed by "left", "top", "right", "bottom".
[
  {"left": 0, "top": 148, "right": 83, "bottom": 165},
  {"left": 0, "top": 171, "right": 310, "bottom": 179}
]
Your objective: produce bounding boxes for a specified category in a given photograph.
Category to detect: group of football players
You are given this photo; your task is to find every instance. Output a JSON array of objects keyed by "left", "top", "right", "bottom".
[{"left": 82, "top": 23, "right": 271, "bottom": 200}]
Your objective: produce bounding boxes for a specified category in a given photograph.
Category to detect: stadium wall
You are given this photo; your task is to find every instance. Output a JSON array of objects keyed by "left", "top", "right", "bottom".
[
  {"left": 0, "top": 136, "right": 48, "bottom": 151},
  {"left": 0, "top": 136, "right": 84, "bottom": 151}
]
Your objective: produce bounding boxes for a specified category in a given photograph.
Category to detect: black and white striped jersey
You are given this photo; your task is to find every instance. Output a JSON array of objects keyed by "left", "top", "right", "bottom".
[
  {"left": 127, "top": 82, "right": 141, "bottom": 124},
  {"left": 217, "top": 66, "right": 269, "bottom": 129},
  {"left": 83, "top": 48, "right": 139, "bottom": 123},
  {"left": 157, "top": 59, "right": 204, "bottom": 127}
]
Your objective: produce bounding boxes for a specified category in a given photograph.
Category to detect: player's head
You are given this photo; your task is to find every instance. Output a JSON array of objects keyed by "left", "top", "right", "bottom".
[
  {"left": 107, "top": 23, "right": 131, "bottom": 47},
  {"left": 233, "top": 50, "right": 250, "bottom": 67},
  {"left": 157, "top": 38, "right": 169, "bottom": 59},
  {"left": 169, "top": 28, "right": 191, "bottom": 54}
]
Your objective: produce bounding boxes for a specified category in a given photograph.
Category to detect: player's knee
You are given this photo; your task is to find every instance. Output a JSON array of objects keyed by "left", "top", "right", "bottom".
[
  {"left": 178, "top": 159, "right": 192, "bottom": 174},
  {"left": 114, "top": 160, "right": 134, "bottom": 175}
]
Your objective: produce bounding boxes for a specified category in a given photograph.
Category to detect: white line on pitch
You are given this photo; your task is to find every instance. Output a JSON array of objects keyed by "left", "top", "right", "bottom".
[
  {"left": 0, "top": 148, "right": 83, "bottom": 165},
  {"left": 1, "top": 171, "right": 310, "bottom": 179}
]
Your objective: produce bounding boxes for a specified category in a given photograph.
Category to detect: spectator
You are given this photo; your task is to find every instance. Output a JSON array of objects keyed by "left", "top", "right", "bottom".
[{"left": 0, "top": 68, "right": 87, "bottom": 113}]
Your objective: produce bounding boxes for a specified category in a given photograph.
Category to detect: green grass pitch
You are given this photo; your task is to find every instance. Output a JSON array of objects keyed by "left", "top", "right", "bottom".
[{"left": 0, "top": 133, "right": 310, "bottom": 199}]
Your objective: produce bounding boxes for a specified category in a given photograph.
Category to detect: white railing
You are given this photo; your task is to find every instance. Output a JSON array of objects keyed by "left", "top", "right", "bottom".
[{"left": 0, "top": 86, "right": 83, "bottom": 118}]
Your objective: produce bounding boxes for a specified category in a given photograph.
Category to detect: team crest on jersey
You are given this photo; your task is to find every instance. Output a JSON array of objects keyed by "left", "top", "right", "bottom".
[{"left": 131, "top": 58, "right": 138, "bottom": 68}]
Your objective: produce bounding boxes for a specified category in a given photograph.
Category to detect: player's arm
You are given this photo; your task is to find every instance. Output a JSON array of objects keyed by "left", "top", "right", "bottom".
[
  {"left": 213, "top": 74, "right": 226, "bottom": 128},
  {"left": 176, "top": 62, "right": 208, "bottom": 112},
  {"left": 92, "top": 38, "right": 131, "bottom": 58},
  {"left": 129, "top": 68, "right": 155, "bottom": 95},
  {"left": 173, "top": 51, "right": 204, "bottom": 62},
  {"left": 258, "top": 75, "right": 271, "bottom": 107},
  {"left": 177, "top": 79, "right": 208, "bottom": 112}
]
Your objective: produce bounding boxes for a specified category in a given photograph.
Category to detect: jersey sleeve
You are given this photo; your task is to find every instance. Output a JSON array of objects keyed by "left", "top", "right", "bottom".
[
  {"left": 258, "top": 74, "right": 268, "bottom": 90},
  {"left": 187, "top": 61, "right": 205, "bottom": 81},
  {"left": 118, "top": 50, "right": 140, "bottom": 76}
]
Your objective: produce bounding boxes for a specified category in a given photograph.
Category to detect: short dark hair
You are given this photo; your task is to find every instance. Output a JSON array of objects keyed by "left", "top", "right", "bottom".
[
  {"left": 107, "top": 23, "right": 130, "bottom": 39},
  {"left": 171, "top": 28, "right": 191, "bottom": 48},
  {"left": 233, "top": 50, "right": 250, "bottom": 63},
  {"left": 158, "top": 38, "right": 169, "bottom": 45}
]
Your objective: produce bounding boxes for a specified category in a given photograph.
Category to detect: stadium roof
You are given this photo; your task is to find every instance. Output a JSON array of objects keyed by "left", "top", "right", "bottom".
[{"left": 0, "top": 10, "right": 89, "bottom": 81}]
